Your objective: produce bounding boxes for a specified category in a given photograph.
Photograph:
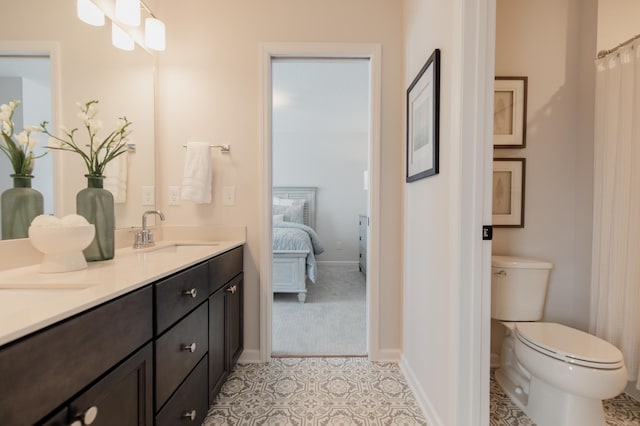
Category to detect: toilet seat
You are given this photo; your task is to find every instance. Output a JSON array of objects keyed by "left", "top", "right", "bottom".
[{"left": 514, "top": 322, "right": 624, "bottom": 370}]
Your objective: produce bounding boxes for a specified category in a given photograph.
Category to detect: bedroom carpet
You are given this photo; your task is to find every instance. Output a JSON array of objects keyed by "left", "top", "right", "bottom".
[{"left": 272, "top": 264, "right": 366, "bottom": 357}]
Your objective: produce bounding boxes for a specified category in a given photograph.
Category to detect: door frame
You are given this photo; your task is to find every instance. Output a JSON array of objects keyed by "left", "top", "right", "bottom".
[{"left": 258, "top": 43, "right": 382, "bottom": 361}]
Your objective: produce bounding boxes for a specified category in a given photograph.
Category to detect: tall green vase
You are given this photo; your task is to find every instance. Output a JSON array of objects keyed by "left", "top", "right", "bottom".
[
  {"left": 77, "top": 175, "right": 115, "bottom": 261},
  {"left": 1, "top": 174, "right": 44, "bottom": 240}
]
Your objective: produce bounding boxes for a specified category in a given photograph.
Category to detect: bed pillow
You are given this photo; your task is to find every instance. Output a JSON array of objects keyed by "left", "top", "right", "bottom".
[
  {"left": 273, "top": 214, "right": 284, "bottom": 223},
  {"left": 272, "top": 203, "right": 304, "bottom": 224},
  {"left": 273, "top": 197, "right": 305, "bottom": 207}
]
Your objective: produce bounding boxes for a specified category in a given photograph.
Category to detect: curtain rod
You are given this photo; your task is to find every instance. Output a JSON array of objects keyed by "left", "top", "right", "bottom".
[{"left": 597, "top": 33, "right": 640, "bottom": 59}]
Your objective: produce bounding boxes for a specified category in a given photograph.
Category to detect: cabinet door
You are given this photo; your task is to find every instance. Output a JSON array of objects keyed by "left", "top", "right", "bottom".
[
  {"left": 226, "top": 274, "right": 243, "bottom": 369},
  {"left": 68, "top": 343, "right": 153, "bottom": 426},
  {"left": 208, "top": 288, "right": 226, "bottom": 403}
]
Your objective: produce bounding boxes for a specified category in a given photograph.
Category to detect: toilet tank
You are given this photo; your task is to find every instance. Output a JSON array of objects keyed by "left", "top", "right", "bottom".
[{"left": 491, "top": 255, "right": 553, "bottom": 321}]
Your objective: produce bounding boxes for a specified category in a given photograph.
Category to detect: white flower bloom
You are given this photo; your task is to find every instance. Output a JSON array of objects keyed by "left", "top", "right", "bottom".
[
  {"left": 24, "top": 125, "right": 41, "bottom": 134},
  {"left": 27, "top": 136, "right": 38, "bottom": 149},
  {"left": 15, "top": 130, "right": 29, "bottom": 146},
  {"left": 86, "top": 103, "right": 98, "bottom": 119},
  {"left": 2, "top": 121, "right": 11, "bottom": 134}
]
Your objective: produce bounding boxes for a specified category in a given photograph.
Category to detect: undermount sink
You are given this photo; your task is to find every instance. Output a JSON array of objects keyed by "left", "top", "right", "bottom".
[{"left": 142, "top": 243, "right": 219, "bottom": 255}]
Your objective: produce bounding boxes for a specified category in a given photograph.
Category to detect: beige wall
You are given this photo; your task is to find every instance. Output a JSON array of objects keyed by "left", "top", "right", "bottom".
[
  {"left": 156, "top": 0, "right": 404, "bottom": 357},
  {"left": 597, "top": 0, "right": 640, "bottom": 52},
  {"left": 402, "top": 0, "right": 462, "bottom": 423},
  {"left": 493, "top": 0, "right": 597, "bottom": 331}
]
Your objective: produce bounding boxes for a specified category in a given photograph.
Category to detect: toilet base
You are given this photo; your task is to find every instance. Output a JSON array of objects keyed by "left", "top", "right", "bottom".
[{"left": 496, "top": 368, "right": 606, "bottom": 426}]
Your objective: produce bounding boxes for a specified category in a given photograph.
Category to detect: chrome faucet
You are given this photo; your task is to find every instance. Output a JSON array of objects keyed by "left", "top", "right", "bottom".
[{"left": 134, "top": 210, "right": 165, "bottom": 248}]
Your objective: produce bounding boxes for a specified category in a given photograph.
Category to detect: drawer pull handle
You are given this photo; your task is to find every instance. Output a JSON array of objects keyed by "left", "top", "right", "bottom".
[
  {"left": 494, "top": 270, "right": 507, "bottom": 277},
  {"left": 183, "top": 410, "right": 197, "bottom": 421},
  {"left": 182, "top": 342, "right": 197, "bottom": 352},
  {"left": 70, "top": 406, "right": 98, "bottom": 426},
  {"left": 183, "top": 288, "right": 197, "bottom": 298},
  {"left": 226, "top": 285, "right": 237, "bottom": 294}
]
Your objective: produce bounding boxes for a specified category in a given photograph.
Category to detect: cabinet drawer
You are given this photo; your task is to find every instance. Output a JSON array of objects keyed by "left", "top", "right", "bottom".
[
  {"left": 0, "top": 287, "right": 152, "bottom": 426},
  {"left": 208, "top": 246, "right": 243, "bottom": 295},
  {"left": 156, "top": 355, "right": 208, "bottom": 426},
  {"left": 155, "top": 261, "right": 208, "bottom": 334},
  {"left": 155, "top": 302, "right": 208, "bottom": 409}
]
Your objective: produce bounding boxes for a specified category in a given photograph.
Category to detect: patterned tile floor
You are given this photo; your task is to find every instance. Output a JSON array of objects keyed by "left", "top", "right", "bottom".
[
  {"left": 204, "top": 357, "right": 427, "bottom": 425},
  {"left": 204, "top": 359, "right": 640, "bottom": 425}
]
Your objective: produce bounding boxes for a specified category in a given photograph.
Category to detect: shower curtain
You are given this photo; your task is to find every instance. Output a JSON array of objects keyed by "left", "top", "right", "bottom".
[{"left": 591, "top": 42, "right": 640, "bottom": 389}]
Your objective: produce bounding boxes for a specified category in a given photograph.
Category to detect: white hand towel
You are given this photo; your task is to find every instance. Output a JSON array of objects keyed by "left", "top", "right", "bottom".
[
  {"left": 181, "top": 142, "right": 212, "bottom": 204},
  {"left": 103, "top": 152, "right": 128, "bottom": 204}
]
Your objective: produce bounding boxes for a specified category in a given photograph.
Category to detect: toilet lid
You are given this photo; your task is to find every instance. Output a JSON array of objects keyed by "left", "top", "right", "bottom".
[{"left": 514, "top": 322, "right": 625, "bottom": 370}]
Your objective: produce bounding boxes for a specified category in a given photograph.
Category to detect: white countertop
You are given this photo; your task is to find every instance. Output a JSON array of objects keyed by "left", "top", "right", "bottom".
[{"left": 0, "top": 239, "right": 244, "bottom": 347}]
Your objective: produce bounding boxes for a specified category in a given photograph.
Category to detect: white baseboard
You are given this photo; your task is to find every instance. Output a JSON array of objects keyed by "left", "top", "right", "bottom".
[
  {"left": 238, "top": 349, "right": 262, "bottom": 363},
  {"left": 625, "top": 381, "right": 640, "bottom": 402},
  {"left": 400, "top": 354, "right": 444, "bottom": 426},
  {"left": 371, "top": 348, "right": 401, "bottom": 363}
]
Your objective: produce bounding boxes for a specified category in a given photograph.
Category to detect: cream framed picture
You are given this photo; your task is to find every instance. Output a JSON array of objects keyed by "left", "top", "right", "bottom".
[
  {"left": 492, "top": 158, "right": 525, "bottom": 227},
  {"left": 494, "top": 76, "right": 527, "bottom": 148}
]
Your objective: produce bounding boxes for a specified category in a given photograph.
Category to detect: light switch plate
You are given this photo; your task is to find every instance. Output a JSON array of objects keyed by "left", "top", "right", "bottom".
[
  {"left": 168, "top": 186, "right": 181, "bottom": 206},
  {"left": 142, "top": 186, "right": 155, "bottom": 206},
  {"left": 223, "top": 186, "right": 235, "bottom": 206}
]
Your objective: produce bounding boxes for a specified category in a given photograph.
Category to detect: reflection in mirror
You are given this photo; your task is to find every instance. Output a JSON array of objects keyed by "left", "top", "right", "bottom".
[
  {"left": 0, "top": 0, "right": 156, "bottom": 240},
  {"left": 0, "top": 55, "right": 54, "bottom": 225}
]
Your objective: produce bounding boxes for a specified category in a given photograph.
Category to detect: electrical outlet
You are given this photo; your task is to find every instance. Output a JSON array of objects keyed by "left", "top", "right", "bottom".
[
  {"left": 142, "top": 186, "right": 155, "bottom": 206},
  {"left": 168, "top": 186, "right": 180, "bottom": 206},
  {"left": 336, "top": 241, "right": 343, "bottom": 250},
  {"left": 223, "top": 186, "right": 235, "bottom": 206}
]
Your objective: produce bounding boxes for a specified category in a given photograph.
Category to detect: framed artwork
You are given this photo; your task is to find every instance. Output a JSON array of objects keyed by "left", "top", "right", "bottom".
[
  {"left": 494, "top": 76, "right": 527, "bottom": 148},
  {"left": 492, "top": 158, "right": 525, "bottom": 227},
  {"left": 406, "top": 48, "right": 440, "bottom": 182}
]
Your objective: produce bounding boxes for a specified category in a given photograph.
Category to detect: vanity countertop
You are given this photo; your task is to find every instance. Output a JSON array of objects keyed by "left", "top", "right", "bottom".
[{"left": 0, "top": 240, "right": 244, "bottom": 347}]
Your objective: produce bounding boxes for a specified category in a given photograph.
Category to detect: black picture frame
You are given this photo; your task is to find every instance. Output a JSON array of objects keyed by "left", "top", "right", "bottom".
[
  {"left": 406, "top": 49, "right": 440, "bottom": 182},
  {"left": 492, "top": 158, "right": 526, "bottom": 228},
  {"left": 494, "top": 76, "right": 528, "bottom": 148}
]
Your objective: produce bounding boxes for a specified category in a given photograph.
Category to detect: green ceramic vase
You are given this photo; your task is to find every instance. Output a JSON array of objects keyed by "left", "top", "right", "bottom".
[
  {"left": 77, "top": 175, "right": 115, "bottom": 261},
  {"left": 1, "top": 174, "right": 44, "bottom": 240}
]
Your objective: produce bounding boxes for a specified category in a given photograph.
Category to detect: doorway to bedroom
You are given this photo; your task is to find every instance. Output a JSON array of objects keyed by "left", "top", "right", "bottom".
[{"left": 270, "top": 58, "right": 370, "bottom": 357}]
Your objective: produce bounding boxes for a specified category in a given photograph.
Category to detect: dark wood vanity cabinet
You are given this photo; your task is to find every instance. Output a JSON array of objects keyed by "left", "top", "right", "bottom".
[
  {"left": 0, "top": 245, "right": 244, "bottom": 426},
  {"left": 0, "top": 286, "right": 153, "bottom": 426},
  {"left": 207, "top": 246, "right": 244, "bottom": 404}
]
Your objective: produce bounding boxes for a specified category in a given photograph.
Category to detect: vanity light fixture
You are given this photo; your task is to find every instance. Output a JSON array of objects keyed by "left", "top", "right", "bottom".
[
  {"left": 112, "top": 22, "right": 135, "bottom": 51},
  {"left": 144, "top": 17, "right": 166, "bottom": 51},
  {"left": 115, "top": 0, "right": 141, "bottom": 27},
  {"left": 77, "top": 0, "right": 105, "bottom": 26}
]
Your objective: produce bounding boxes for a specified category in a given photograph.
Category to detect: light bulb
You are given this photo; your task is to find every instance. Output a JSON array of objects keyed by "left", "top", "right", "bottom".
[
  {"left": 77, "top": 0, "right": 105, "bottom": 26},
  {"left": 145, "top": 17, "right": 166, "bottom": 51},
  {"left": 112, "top": 22, "right": 134, "bottom": 51}
]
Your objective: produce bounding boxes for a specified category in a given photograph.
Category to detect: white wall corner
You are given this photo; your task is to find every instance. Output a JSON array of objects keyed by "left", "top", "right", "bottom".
[
  {"left": 400, "top": 354, "right": 445, "bottom": 426},
  {"left": 238, "top": 349, "right": 262, "bottom": 364},
  {"left": 373, "top": 348, "right": 402, "bottom": 363}
]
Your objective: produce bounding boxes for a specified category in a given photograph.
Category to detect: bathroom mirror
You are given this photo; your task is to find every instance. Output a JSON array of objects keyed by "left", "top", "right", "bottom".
[{"left": 0, "top": 0, "right": 156, "bottom": 239}]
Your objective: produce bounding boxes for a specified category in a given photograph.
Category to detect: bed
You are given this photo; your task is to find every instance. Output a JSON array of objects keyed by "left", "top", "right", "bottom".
[{"left": 272, "top": 187, "right": 324, "bottom": 303}]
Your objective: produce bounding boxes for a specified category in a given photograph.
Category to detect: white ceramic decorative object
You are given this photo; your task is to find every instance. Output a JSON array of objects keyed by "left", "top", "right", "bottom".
[{"left": 28, "top": 215, "right": 96, "bottom": 273}]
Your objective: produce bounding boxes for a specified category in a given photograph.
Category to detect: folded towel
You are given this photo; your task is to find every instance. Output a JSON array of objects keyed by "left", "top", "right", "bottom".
[
  {"left": 181, "top": 141, "right": 212, "bottom": 204},
  {"left": 104, "top": 152, "right": 128, "bottom": 203}
]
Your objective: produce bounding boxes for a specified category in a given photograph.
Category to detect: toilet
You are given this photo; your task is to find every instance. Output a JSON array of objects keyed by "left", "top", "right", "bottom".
[{"left": 492, "top": 255, "right": 627, "bottom": 426}]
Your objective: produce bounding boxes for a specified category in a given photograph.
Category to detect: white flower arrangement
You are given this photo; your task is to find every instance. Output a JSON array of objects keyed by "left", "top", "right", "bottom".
[
  {"left": 41, "top": 100, "right": 132, "bottom": 177},
  {"left": 0, "top": 100, "right": 46, "bottom": 176}
]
